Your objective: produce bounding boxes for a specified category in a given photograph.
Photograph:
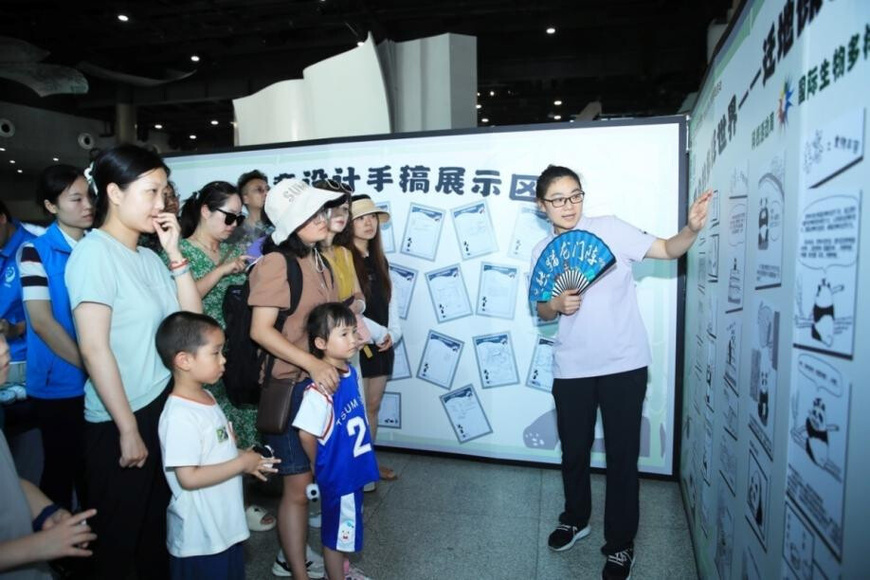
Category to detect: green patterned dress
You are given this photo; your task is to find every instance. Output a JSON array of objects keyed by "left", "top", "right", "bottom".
[{"left": 163, "top": 239, "right": 261, "bottom": 448}]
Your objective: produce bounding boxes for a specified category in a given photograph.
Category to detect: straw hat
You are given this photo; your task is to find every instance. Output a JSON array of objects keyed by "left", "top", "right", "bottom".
[{"left": 351, "top": 194, "right": 390, "bottom": 224}]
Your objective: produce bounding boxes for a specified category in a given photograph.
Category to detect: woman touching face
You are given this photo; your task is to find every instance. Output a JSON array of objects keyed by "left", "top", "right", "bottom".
[{"left": 109, "top": 168, "right": 169, "bottom": 235}]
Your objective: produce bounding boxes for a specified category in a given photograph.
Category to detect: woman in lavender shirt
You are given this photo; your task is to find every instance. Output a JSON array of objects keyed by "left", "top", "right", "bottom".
[{"left": 532, "top": 165, "right": 711, "bottom": 580}]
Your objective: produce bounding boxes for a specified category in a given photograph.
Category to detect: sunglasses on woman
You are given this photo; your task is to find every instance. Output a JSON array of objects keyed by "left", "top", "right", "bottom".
[
  {"left": 312, "top": 178, "right": 354, "bottom": 194},
  {"left": 215, "top": 208, "right": 245, "bottom": 226}
]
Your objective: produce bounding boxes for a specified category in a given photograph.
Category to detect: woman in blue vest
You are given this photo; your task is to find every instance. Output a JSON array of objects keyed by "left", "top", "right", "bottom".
[{"left": 19, "top": 165, "right": 94, "bottom": 510}]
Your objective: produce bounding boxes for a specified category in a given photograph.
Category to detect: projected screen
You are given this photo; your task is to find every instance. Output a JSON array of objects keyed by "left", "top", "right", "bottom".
[{"left": 166, "top": 118, "right": 685, "bottom": 475}]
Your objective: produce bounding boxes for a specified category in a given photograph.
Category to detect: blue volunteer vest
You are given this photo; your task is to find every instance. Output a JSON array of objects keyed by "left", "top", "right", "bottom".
[
  {"left": 0, "top": 220, "right": 36, "bottom": 363},
  {"left": 23, "top": 222, "right": 87, "bottom": 398},
  {"left": 308, "top": 366, "right": 379, "bottom": 497}
]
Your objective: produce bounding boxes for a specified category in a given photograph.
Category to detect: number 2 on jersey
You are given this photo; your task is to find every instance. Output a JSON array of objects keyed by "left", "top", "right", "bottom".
[{"left": 347, "top": 416, "right": 372, "bottom": 457}]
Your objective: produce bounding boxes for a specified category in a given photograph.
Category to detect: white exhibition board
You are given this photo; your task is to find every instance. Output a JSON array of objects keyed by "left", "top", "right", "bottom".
[
  {"left": 165, "top": 119, "right": 684, "bottom": 475},
  {"left": 681, "top": 0, "right": 869, "bottom": 578}
]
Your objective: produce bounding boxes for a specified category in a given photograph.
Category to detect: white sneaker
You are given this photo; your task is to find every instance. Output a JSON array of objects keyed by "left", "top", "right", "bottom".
[
  {"left": 363, "top": 482, "right": 376, "bottom": 493},
  {"left": 272, "top": 546, "right": 325, "bottom": 578},
  {"left": 345, "top": 565, "right": 372, "bottom": 580}
]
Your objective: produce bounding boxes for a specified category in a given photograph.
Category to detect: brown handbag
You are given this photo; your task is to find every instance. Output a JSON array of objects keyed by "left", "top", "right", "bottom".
[{"left": 255, "top": 375, "right": 296, "bottom": 435}]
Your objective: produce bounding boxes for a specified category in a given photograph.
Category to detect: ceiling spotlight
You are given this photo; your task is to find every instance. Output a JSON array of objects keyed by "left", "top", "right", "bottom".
[
  {"left": 570, "top": 119, "right": 576, "bottom": 123},
  {"left": 210, "top": 120, "right": 219, "bottom": 126},
  {"left": 117, "top": 14, "right": 129, "bottom": 22},
  {"left": 481, "top": 118, "right": 489, "bottom": 123},
  {"left": 357, "top": 41, "right": 364, "bottom": 47},
  {"left": 0, "top": 147, "right": 5, "bottom": 152},
  {"left": 554, "top": 100, "right": 563, "bottom": 106},
  {"left": 154, "top": 123, "right": 163, "bottom": 129},
  {"left": 489, "top": 90, "right": 495, "bottom": 97},
  {"left": 189, "top": 134, "right": 197, "bottom": 140},
  {"left": 476, "top": 104, "right": 482, "bottom": 109},
  {"left": 546, "top": 27, "right": 556, "bottom": 34},
  {"left": 554, "top": 115, "right": 562, "bottom": 120},
  {"left": 476, "top": 92, "right": 480, "bottom": 97},
  {"left": 52, "top": 157, "right": 59, "bottom": 161},
  {"left": 190, "top": 55, "right": 200, "bottom": 62},
  {"left": 17, "top": 169, "right": 22, "bottom": 174},
  {"left": 9, "top": 159, "right": 15, "bottom": 164}
]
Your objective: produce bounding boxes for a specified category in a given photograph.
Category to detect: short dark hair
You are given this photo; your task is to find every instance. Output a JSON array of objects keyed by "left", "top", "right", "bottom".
[
  {"left": 91, "top": 144, "right": 170, "bottom": 227},
  {"left": 535, "top": 165, "right": 581, "bottom": 200},
  {"left": 307, "top": 302, "right": 356, "bottom": 359},
  {"left": 155, "top": 311, "right": 222, "bottom": 370},
  {"left": 237, "top": 170, "right": 268, "bottom": 193},
  {"left": 0, "top": 200, "right": 10, "bottom": 221},
  {"left": 36, "top": 164, "right": 86, "bottom": 210}
]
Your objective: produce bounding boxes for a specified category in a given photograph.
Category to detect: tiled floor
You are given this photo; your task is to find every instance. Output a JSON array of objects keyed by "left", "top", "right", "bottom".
[{"left": 243, "top": 450, "right": 698, "bottom": 579}]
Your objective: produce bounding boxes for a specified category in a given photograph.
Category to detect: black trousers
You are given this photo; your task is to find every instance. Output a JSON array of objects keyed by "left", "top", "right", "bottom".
[
  {"left": 83, "top": 387, "right": 170, "bottom": 579},
  {"left": 31, "top": 395, "right": 86, "bottom": 510},
  {"left": 552, "top": 367, "right": 647, "bottom": 554}
]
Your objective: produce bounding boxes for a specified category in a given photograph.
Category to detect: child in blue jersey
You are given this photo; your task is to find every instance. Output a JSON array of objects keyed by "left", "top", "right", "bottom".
[{"left": 293, "top": 303, "right": 379, "bottom": 580}]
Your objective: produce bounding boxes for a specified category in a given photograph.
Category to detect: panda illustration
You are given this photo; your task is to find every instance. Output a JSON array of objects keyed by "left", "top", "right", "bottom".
[
  {"left": 803, "top": 397, "right": 842, "bottom": 480},
  {"left": 757, "top": 368, "right": 770, "bottom": 426},
  {"left": 748, "top": 471, "right": 763, "bottom": 528},
  {"left": 811, "top": 279, "right": 842, "bottom": 346},
  {"left": 758, "top": 198, "right": 769, "bottom": 250}
]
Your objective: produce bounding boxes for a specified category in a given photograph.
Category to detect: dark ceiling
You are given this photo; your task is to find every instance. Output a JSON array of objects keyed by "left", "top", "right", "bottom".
[{"left": 1, "top": 0, "right": 732, "bottom": 151}]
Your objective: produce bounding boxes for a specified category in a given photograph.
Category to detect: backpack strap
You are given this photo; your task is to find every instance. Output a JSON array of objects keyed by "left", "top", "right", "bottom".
[{"left": 260, "top": 251, "right": 333, "bottom": 385}]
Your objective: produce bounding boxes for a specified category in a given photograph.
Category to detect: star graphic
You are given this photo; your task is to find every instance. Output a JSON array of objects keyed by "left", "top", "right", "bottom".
[{"left": 778, "top": 81, "right": 794, "bottom": 125}]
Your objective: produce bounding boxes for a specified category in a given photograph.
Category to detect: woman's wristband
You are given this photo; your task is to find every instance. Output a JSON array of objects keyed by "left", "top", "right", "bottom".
[
  {"left": 169, "top": 258, "right": 189, "bottom": 271},
  {"left": 32, "top": 503, "right": 62, "bottom": 532},
  {"left": 170, "top": 265, "right": 190, "bottom": 278}
]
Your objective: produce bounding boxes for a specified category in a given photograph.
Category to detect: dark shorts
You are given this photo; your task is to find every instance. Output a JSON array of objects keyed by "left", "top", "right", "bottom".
[
  {"left": 263, "top": 380, "right": 310, "bottom": 476},
  {"left": 170, "top": 542, "right": 244, "bottom": 580},
  {"left": 359, "top": 345, "right": 394, "bottom": 378}
]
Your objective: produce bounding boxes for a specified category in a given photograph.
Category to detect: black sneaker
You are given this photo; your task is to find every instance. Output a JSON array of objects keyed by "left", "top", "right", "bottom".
[
  {"left": 547, "top": 523, "right": 590, "bottom": 551},
  {"left": 602, "top": 547, "right": 635, "bottom": 580}
]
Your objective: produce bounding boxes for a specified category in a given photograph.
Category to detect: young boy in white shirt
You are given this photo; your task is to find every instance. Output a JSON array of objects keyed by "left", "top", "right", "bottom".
[
  {"left": 156, "top": 311, "right": 279, "bottom": 579},
  {"left": 293, "top": 303, "right": 379, "bottom": 580}
]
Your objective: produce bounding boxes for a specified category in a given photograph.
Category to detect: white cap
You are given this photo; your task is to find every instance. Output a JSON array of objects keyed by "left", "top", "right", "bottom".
[{"left": 265, "top": 179, "right": 344, "bottom": 243}]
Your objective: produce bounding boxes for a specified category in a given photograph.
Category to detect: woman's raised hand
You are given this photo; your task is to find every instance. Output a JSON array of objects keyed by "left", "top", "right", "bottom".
[
  {"left": 688, "top": 190, "right": 713, "bottom": 233},
  {"left": 153, "top": 212, "right": 183, "bottom": 258}
]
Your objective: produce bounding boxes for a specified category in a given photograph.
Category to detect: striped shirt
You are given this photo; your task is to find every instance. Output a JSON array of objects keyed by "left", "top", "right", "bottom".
[{"left": 19, "top": 228, "right": 80, "bottom": 302}]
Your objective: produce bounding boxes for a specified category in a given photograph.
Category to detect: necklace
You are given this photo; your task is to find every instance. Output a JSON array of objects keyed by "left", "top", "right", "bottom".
[{"left": 189, "top": 234, "right": 220, "bottom": 261}]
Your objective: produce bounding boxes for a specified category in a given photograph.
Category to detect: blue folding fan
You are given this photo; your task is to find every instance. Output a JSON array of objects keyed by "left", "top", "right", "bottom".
[{"left": 528, "top": 230, "right": 617, "bottom": 302}]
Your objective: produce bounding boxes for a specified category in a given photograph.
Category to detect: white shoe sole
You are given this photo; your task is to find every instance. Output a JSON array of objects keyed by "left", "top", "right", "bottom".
[
  {"left": 271, "top": 559, "right": 325, "bottom": 578},
  {"left": 549, "top": 525, "right": 591, "bottom": 552}
]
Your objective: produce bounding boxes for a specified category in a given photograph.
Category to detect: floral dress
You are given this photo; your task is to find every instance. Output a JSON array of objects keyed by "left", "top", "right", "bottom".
[{"left": 163, "top": 239, "right": 260, "bottom": 448}]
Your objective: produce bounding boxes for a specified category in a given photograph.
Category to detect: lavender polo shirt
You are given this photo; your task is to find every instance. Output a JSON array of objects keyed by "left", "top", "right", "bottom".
[{"left": 530, "top": 215, "right": 656, "bottom": 379}]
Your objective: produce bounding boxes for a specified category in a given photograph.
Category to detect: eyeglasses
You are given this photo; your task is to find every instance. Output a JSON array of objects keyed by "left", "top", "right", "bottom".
[
  {"left": 541, "top": 192, "right": 585, "bottom": 208},
  {"left": 313, "top": 178, "right": 354, "bottom": 195},
  {"left": 330, "top": 206, "right": 350, "bottom": 218},
  {"left": 306, "top": 208, "right": 332, "bottom": 225},
  {"left": 215, "top": 208, "right": 245, "bottom": 226}
]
